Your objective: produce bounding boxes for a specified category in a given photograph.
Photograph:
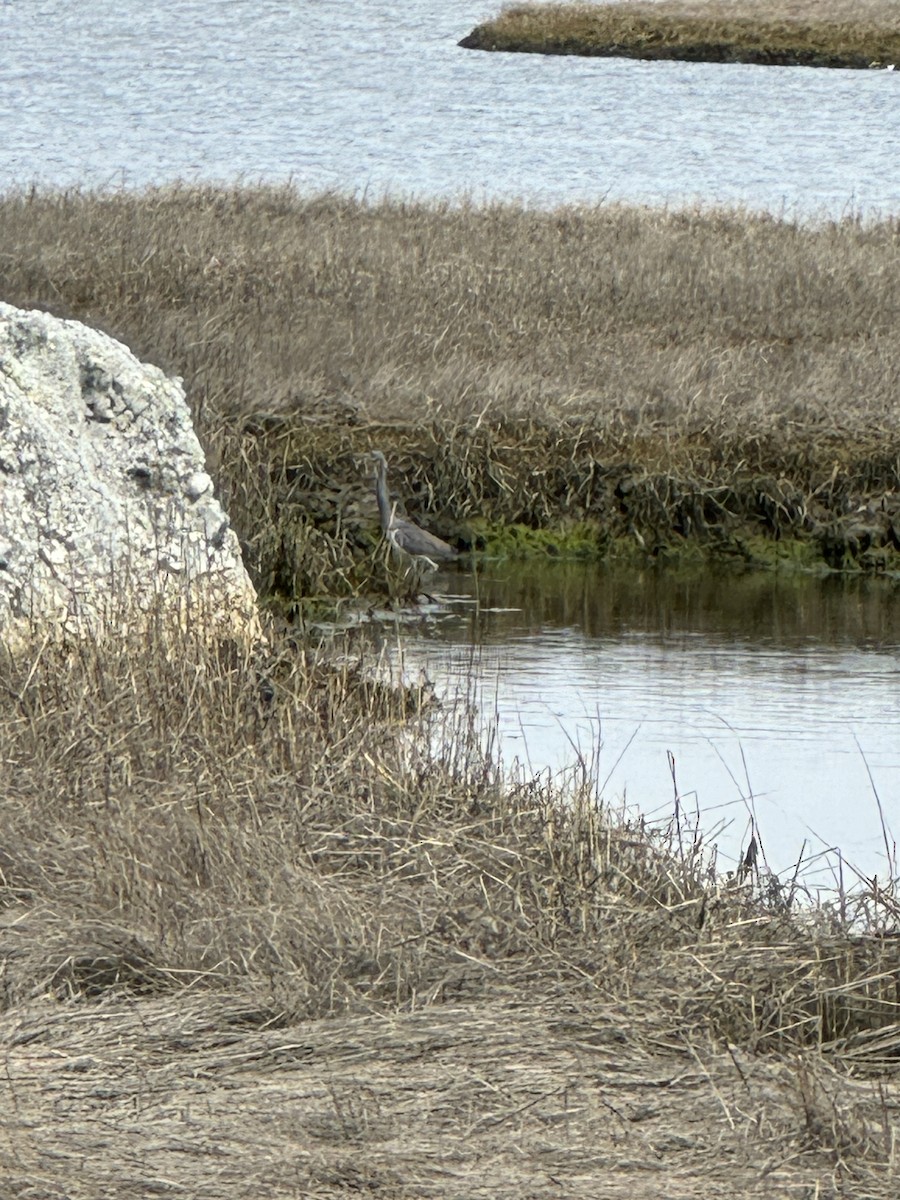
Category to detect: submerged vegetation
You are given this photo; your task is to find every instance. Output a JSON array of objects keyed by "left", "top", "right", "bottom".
[
  {"left": 2, "top": 184, "right": 900, "bottom": 1192},
  {"left": 1, "top": 185, "right": 899, "bottom": 603},
  {"left": 460, "top": 0, "right": 900, "bottom": 69}
]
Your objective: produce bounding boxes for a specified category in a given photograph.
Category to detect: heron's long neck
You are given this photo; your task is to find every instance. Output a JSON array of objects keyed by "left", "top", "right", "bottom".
[{"left": 375, "top": 467, "right": 393, "bottom": 530}]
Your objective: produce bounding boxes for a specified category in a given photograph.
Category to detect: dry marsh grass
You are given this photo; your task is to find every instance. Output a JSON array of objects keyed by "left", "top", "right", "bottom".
[
  {"left": 1, "top": 185, "right": 899, "bottom": 594},
  {"left": 3, "top": 185, "right": 900, "bottom": 1191},
  {"left": 461, "top": 0, "right": 900, "bottom": 67},
  {"left": 2, "top": 627, "right": 900, "bottom": 1195}
]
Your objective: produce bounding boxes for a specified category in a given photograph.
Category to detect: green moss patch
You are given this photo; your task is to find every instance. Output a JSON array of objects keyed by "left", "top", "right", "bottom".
[{"left": 233, "top": 419, "right": 900, "bottom": 604}]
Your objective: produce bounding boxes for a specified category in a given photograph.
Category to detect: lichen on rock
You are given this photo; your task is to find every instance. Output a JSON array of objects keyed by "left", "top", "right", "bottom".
[{"left": 0, "top": 302, "right": 260, "bottom": 649}]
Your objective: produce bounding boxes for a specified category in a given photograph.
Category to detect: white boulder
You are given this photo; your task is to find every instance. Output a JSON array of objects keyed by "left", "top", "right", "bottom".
[{"left": 0, "top": 302, "right": 259, "bottom": 649}]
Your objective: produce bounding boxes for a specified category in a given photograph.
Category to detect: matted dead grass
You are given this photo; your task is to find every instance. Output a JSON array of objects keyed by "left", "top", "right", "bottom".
[
  {"left": 460, "top": 0, "right": 900, "bottom": 67},
  {"left": 4, "top": 990, "right": 899, "bottom": 1199}
]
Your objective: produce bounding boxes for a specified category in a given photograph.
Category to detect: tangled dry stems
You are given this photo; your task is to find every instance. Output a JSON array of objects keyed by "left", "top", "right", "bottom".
[
  {"left": 1, "top": 628, "right": 900, "bottom": 1047},
  {"left": 1, "top": 629, "right": 900, "bottom": 1194}
]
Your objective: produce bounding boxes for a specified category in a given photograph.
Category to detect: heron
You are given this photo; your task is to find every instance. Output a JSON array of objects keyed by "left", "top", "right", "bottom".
[{"left": 370, "top": 450, "right": 458, "bottom": 572}]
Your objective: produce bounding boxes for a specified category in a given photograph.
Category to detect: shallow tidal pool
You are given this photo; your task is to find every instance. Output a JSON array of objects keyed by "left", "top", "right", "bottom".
[{"left": 374, "top": 562, "right": 900, "bottom": 886}]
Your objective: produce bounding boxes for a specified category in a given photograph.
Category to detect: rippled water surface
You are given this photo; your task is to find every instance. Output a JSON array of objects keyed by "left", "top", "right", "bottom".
[
  {"left": 1, "top": 0, "right": 897, "bottom": 214},
  {"left": 376, "top": 565, "right": 900, "bottom": 882}
]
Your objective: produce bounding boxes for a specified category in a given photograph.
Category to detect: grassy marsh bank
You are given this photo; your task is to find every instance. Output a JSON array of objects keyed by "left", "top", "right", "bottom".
[
  {"left": 460, "top": 0, "right": 900, "bottom": 69},
  {"left": 1, "top": 185, "right": 899, "bottom": 601},
  {"left": 3, "top": 183, "right": 900, "bottom": 1192},
  {"left": 3, "top": 628, "right": 900, "bottom": 1197}
]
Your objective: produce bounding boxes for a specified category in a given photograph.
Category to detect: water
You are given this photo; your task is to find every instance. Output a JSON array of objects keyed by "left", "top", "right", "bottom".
[
  {"left": 376, "top": 565, "right": 900, "bottom": 884},
  {"left": 0, "top": 1, "right": 897, "bottom": 216}
]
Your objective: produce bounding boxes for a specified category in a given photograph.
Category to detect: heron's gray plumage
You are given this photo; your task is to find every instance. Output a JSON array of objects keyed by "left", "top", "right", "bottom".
[{"left": 371, "top": 451, "right": 457, "bottom": 570}]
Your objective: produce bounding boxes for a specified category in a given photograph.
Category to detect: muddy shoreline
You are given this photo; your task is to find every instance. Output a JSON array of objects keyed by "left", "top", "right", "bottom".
[{"left": 236, "top": 420, "right": 900, "bottom": 614}]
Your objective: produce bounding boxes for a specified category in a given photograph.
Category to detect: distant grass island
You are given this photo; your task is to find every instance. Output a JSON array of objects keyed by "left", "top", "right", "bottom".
[{"left": 459, "top": 0, "right": 900, "bottom": 69}]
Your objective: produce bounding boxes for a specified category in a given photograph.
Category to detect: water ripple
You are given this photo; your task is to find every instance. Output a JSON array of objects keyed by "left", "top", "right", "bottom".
[{"left": 0, "top": 0, "right": 896, "bottom": 214}]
